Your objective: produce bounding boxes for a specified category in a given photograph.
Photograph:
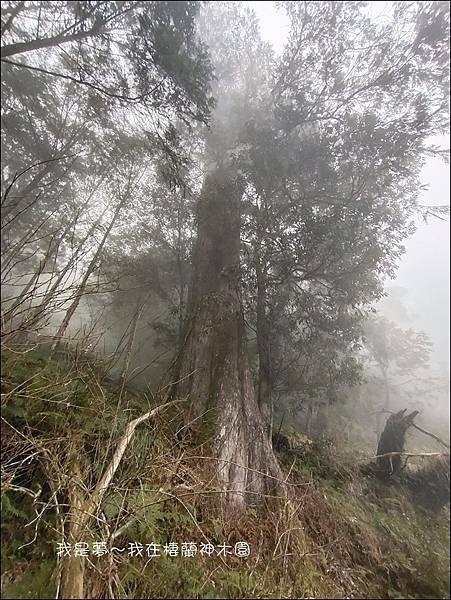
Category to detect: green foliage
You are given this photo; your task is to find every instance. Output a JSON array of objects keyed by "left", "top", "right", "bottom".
[
  {"left": 2, "top": 493, "right": 29, "bottom": 521},
  {"left": 1, "top": 2, "right": 449, "bottom": 598},
  {"left": 1, "top": 559, "right": 55, "bottom": 599},
  {"left": 235, "top": 0, "right": 449, "bottom": 417},
  {"left": 1, "top": 351, "right": 449, "bottom": 599},
  {"left": 1, "top": 488, "right": 57, "bottom": 599},
  {"left": 364, "top": 316, "right": 432, "bottom": 376},
  {"left": 2, "top": 349, "right": 110, "bottom": 439}
]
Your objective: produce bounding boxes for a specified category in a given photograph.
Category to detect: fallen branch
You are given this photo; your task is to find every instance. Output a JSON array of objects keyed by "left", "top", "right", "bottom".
[
  {"left": 371, "top": 451, "right": 448, "bottom": 460},
  {"left": 410, "top": 423, "right": 450, "bottom": 450},
  {"left": 80, "top": 398, "right": 186, "bottom": 528}
]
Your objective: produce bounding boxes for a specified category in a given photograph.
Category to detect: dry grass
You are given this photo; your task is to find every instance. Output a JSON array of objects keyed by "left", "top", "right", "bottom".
[{"left": 1, "top": 348, "right": 449, "bottom": 599}]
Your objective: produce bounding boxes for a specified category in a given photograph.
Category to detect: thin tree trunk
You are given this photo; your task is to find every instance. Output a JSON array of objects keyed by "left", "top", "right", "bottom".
[
  {"left": 170, "top": 163, "right": 285, "bottom": 508},
  {"left": 51, "top": 197, "right": 125, "bottom": 353},
  {"left": 1, "top": 26, "right": 101, "bottom": 59},
  {"left": 255, "top": 238, "right": 272, "bottom": 437},
  {"left": 3, "top": 211, "right": 80, "bottom": 326},
  {"left": 60, "top": 458, "right": 85, "bottom": 599},
  {"left": 1, "top": 151, "right": 79, "bottom": 228},
  {"left": 118, "top": 298, "right": 146, "bottom": 397},
  {"left": 1, "top": 2, "right": 26, "bottom": 36},
  {"left": 9, "top": 182, "right": 109, "bottom": 339},
  {"left": 176, "top": 203, "right": 187, "bottom": 348}
]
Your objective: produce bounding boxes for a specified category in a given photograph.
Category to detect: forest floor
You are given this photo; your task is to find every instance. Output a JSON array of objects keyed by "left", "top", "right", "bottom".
[{"left": 1, "top": 348, "right": 449, "bottom": 599}]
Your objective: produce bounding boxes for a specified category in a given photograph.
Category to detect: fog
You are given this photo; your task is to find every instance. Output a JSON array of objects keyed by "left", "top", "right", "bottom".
[
  {"left": 386, "top": 150, "right": 450, "bottom": 366},
  {"left": 1, "top": 3, "right": 450, "bottom": 599},
  {"left": 252, "top": 1, "right": 450, "bottom": 367}
]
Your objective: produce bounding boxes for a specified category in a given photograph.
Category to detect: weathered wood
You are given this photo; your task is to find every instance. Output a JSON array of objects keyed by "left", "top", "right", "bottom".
[
  {"left": 376, "top": 409, "right": 419, "bottom": 477},
  {"left": 59, "top": 399, "right": 185, "bottom": 599}
]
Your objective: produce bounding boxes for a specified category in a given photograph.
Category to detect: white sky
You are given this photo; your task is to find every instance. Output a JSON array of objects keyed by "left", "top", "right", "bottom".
[
  {"left": 248, "top": 1, "right": 289, "bottom": 53},
  {"left": 248, "top": 0, "right": 450, "bottom": 365},
  {"left": 388, "top": 151, "right": 450, "bottom": 365}
]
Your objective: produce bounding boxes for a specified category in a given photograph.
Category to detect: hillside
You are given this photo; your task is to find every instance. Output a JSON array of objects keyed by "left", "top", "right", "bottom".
[{"left": 1, "top": 350, "right": 449, "bottom": 599}]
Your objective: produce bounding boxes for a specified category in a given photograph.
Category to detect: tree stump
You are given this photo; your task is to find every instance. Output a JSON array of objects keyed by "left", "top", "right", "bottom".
[{"left": 376, "top": 409, "right": 419, "bottom": 477}]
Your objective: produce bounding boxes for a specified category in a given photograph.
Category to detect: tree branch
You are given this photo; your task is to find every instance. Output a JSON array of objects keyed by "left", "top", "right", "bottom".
[
  {"left": 411, "top": 423, "right": 450, "bottom": 450},
  {"left": 1, "top": 58, "right": 162, "bottom": 103},
  {"left": 372, "top": 451, "right": 448, "bottom": 460},
  {"left": 1, "top": 26, "right": 102, "bottom": 58},
  {"left": 78, "top": 398, "right": 186, "bottom": 532}
]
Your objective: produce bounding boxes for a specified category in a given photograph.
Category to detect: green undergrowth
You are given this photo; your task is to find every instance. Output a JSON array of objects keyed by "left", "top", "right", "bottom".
[{"left": 1, "top": 349, "right": 449, "bottom": 599}]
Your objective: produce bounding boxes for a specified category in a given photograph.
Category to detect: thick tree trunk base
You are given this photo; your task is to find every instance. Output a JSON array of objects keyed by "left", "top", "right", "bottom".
[{"left": 172, "top": 293, "right": 286, "bottom": 509}]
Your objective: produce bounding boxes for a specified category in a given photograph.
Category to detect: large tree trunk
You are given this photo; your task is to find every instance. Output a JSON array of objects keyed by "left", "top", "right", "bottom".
[{"left": 170, "top": 163, "right": 284, "bottom": 508}]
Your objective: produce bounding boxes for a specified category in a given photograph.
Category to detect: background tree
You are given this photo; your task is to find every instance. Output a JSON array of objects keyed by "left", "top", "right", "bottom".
[
  {"left": 235, "top": 0, "right": 449, "bottom": 438},
  {"left": 364, "top": 316, "right": 432, "bottom": 409},
  {"left": 1, "top": 1, "right": 213, "bottom": 345}
]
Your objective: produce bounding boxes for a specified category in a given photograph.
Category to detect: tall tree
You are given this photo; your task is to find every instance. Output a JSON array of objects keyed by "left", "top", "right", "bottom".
[{"left": 169, "top": 1, "right": 449, "bottom": 507}]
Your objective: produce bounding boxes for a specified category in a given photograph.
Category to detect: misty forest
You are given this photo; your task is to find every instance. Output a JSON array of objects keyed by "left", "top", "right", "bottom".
[{"left": 1, "top": 1, "right": 450, "bottom": 599}]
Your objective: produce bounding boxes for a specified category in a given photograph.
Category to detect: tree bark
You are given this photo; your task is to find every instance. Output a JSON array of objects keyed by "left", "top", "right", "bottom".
[
  {"left": 376, "top": 408, "right": 419, "bottom": 477},
  {"left": 255, "top": 239, "right": 273, "bottom": 437},
  {"left": 60, "top": 458, "right": 85, "bottom": 599},
  {"left": 170, "top": 163, "right": 284, "bottom": 508}
]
